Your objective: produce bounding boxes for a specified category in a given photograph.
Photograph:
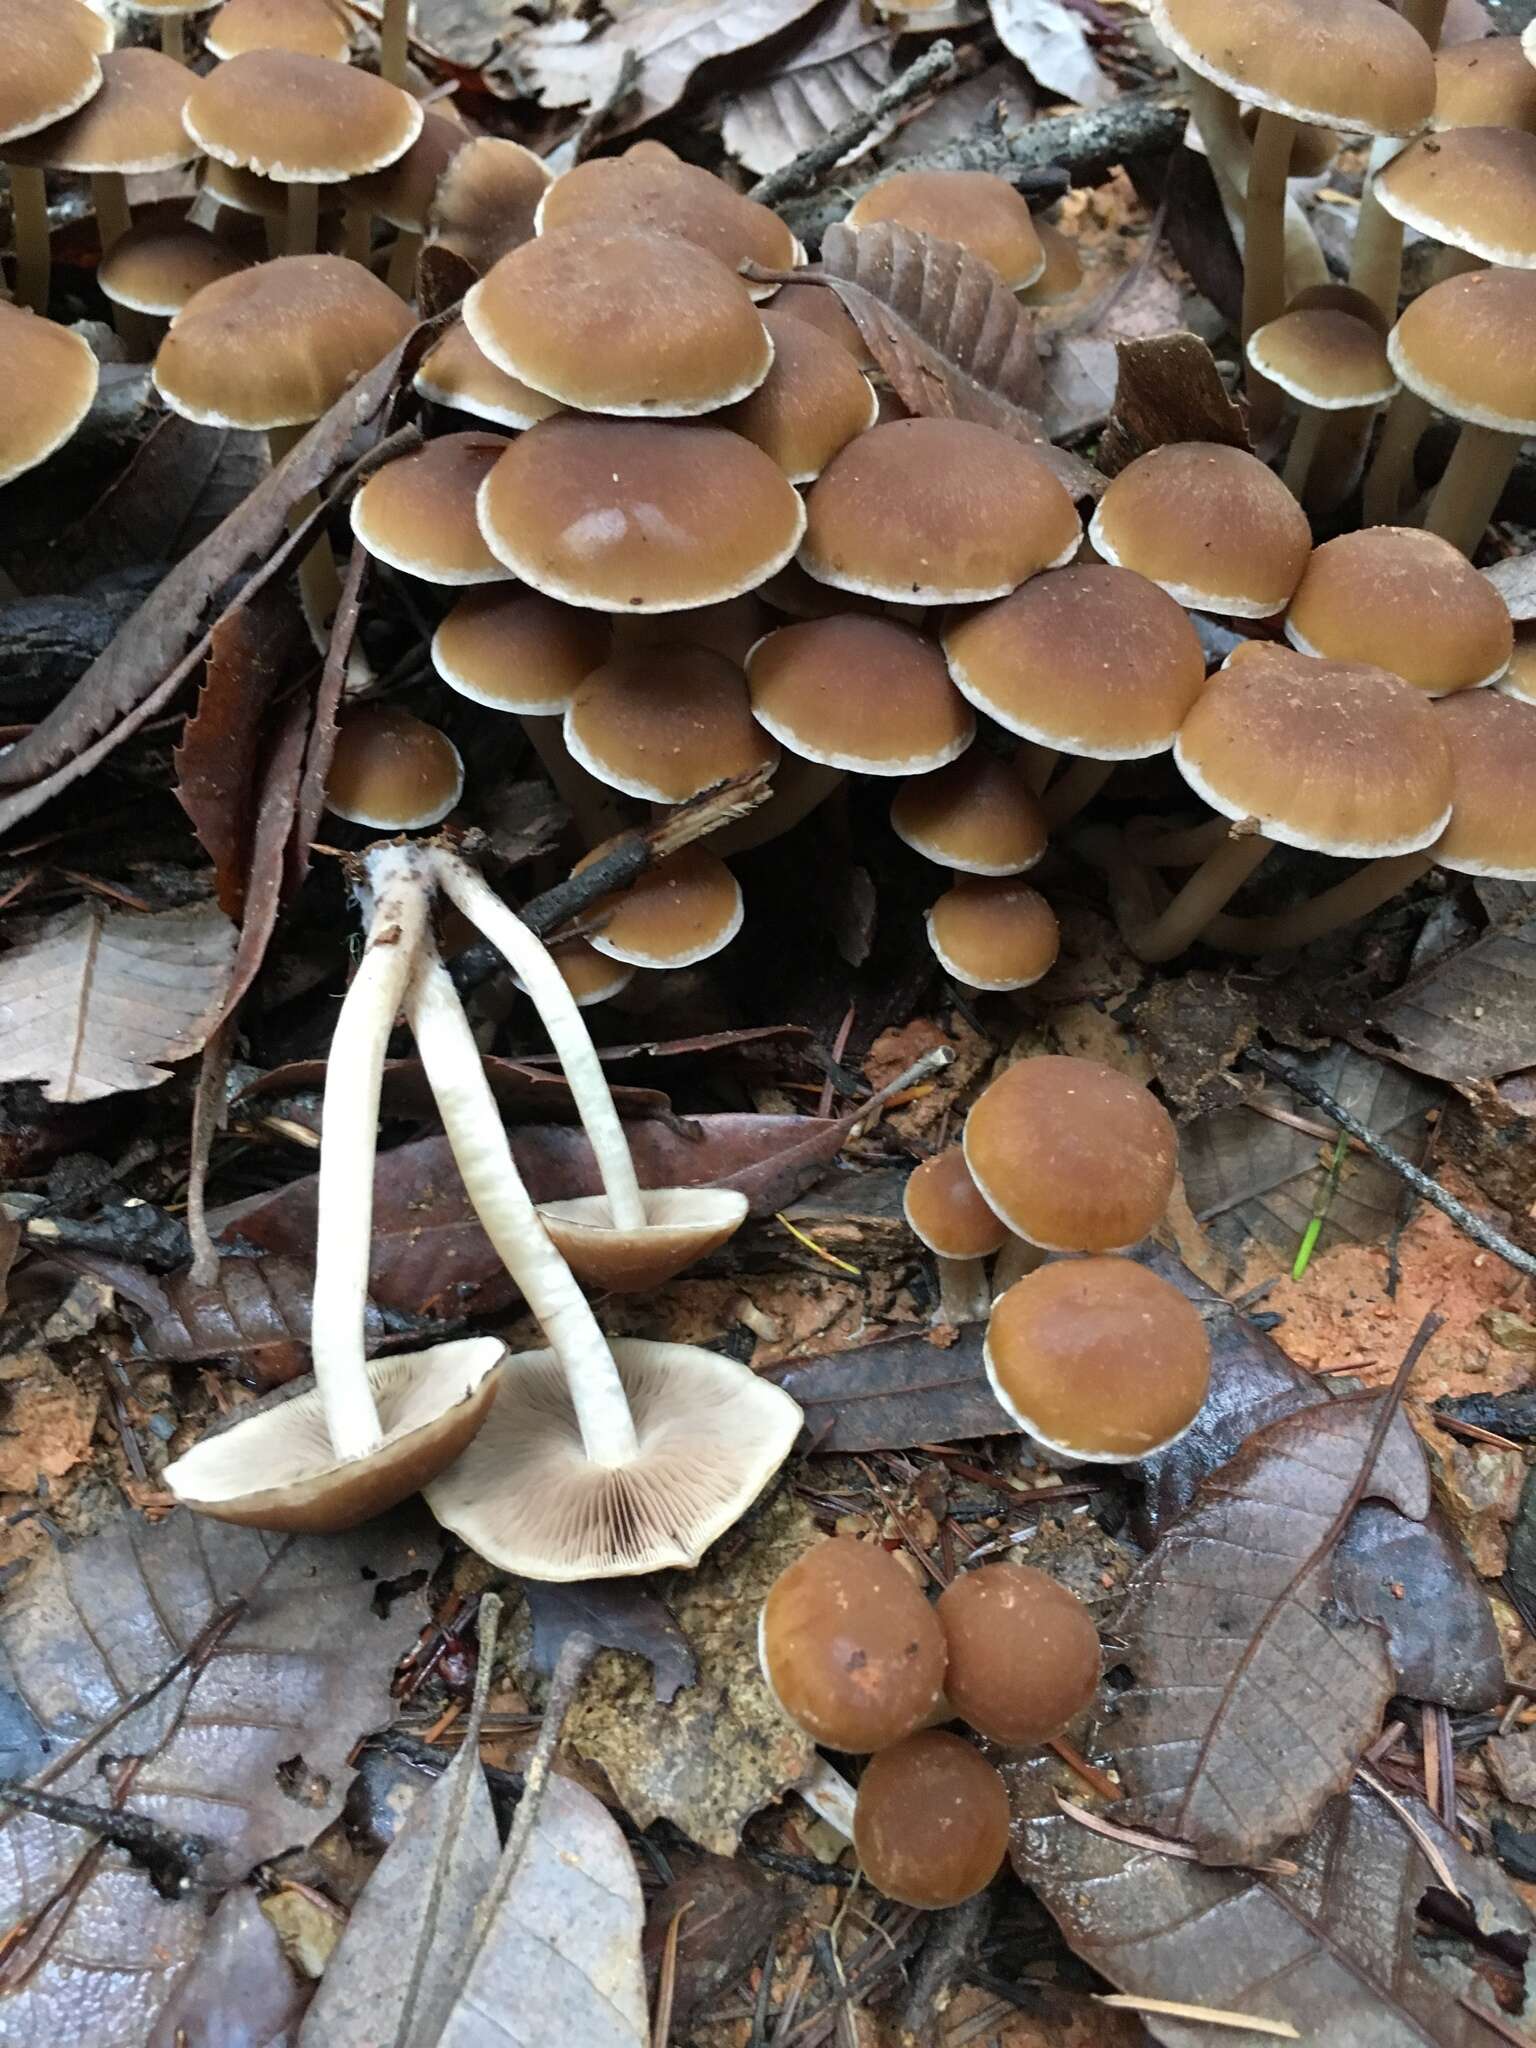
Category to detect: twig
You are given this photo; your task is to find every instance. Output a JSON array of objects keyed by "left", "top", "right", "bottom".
[
  {"left": 1095, "top": 1994, "right": 1299, "bottom": 2038},
  {"left": 749, "top": 41, "right": 958, "bottom": 208},
  {"left": 0, "top": 1783, "right": 211, "bottom": 1900},
  {"left": 186, "top": 1017, "right": 233, "bottom": 1286},
  {"left": 1055, "top": 1795, "right": 1300, "bottom": 1877},
  {"left": 1243, "top": 1047, "right": 1536, "bottom": 1283},
  {"left": 1292, "top": 1129, "right": 1348, "bottom": 1282},
  {"left": 570, "top": 47, "right": 640, "bottom": 163},
  {"left": 1356, "top": 1765, "right": 1470, "bottom": 1907},
  {"left": 894, "top": 1892, "right": 991, "bottom": 2041}
]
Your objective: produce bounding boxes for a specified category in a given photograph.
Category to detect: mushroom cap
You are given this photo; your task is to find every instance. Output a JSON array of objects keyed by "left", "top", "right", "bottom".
[
  {"left": 1285, "top": 528, "right": 1513, "bottom": 695},
  {"left": 0, "top": 301, "right": 99, "bottom": 487},
  {"left": 0, "top": 0, "right": 105, "bottom": 145},
  {"left": 154, "top": 254, "right": 413, "bottom": 429},
  {"left": 890, "top": 749, "right": 1048, "bottom": 875},
  {"left": 199, "top": 155, "right": 292, "bottom": 217},
  {"left": 1088, "top": 443, "right": 1312, "bottom": 618},
  {"left": 759, "top": 1535, "right": 948, "bottom": 1751},
  {"left": 853, "top": 1732, "right": 1010, "bottom": 1908},
  {"left": 963, "top": 1055, "right": 1177, "bottom": 1254},
  {"left": 414, "top": 320, "right": 562, "bottom": 430},
  {"left": 756, "top": 557, "right": 928, "bottom": 624},
  {"left": 325, "top": 706, "right": 464, "bottom": 829},
  {"left": 344, "top": 109, "right": 467, "bottom": 230},
  {"left": 1149, "top": 0, "right": 1435, "bottom": 134},
  {"left": 537, "top": 1187, "right": 749, "bottom": 1292},
  {"left": 350, "top": 432, "right": 513, "bottom": 587},
  {"left": 1432, "top": 36, "right": 1536, "bottom": 134},
  {"left": 205, "top": 0, "right": 353, "bottom": 61},
  {"left": 1387, "top": 266, "right": 1536, "bottom": 435},
  {"left": 8, "top": 48, "right": 195, "bottom": 174},
  {"left": 432, "top": 587, "right": 610, "bottom": 714},
  {"left": 464, "top": 226, "right": 773, "bottom": 418},
  {"left": 985, "top": 1258, "right": 1211, "bottom": 1462},
  {"left": 801, "top": 419, "right": 1081, "bottom": 605},
  {"left": 746, "top": 616, "right": 974, "bottom": 775},
  {"left": 545, "top": 938, "right": 635, "bottom": 1009},
  {"left": 164, "top": 1338, "right": 503, "bottom": 1532},
  {"left": 1245, "top": 307, "right": 1398, "bottom": 410},
  {"left": 719, "top": 310, "right": 877, "bottom": 483},
  {"left": 183, "top": 48, "right": 423, "bottom": 182},
  {"left": 846, "top": 169, "right": 1045, "bottom": 289},
  {"left": 927, "top": 878, "right": 1059, "bottom": 993},
  {"left": 1501, "top": 619, "right": 1536, "bottom": 707},
  {"left": 1175, "top": 644, "right": 1456, "bottom": 857},
  {"left": 1015, "top": 218, "right": 1083, "bottom": 306},
  {"left": 904, "top": 1147, "right": 1007, "bottom": 1260},
  {"left": 98, "top": 204, "right": 248, "bottom": 315},
  {"left": 1376, "top": 127, "right": 1536, "bottom": 268},
  {"left": 429, "top": 135, "right": 550, "bottom": 273},
  {"left": 1431, "top": 688, "right": 1536, "bottom": 878},
  {"left": 943, "top": 564, "right": 1207, "bottom": 759},
  {"left": 766, "top": 280, "right": 873, "bottom": 366},
  {"left": 612, "top": 593, "right": 767, "bottom": 667},
  {"left": 580, "top": 844, "right": 743, "bottom": 967},
  {"left": 1284, "top": 280, "right": 1391, "bottom": 337},
  {"left": 564, "top": 644, "right": 777, "bottom": 803},
  {"left": 475, "top": 416, "right": 805, "bottom": 612},
  {"left": 537, "top": 153, "right": 797, "bottom": 297},
  {"left": 937, "top": 1563, "right": 1100, "bottom": 1743},
  {"left": 424, "top": 1338, "right": 802, "bottom": 1578}
]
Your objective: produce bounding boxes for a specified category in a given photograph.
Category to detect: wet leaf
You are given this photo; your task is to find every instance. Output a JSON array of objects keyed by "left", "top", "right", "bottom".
[
  {"left": 147, "top": 1888, "right": 307, "bottom": 2048},
  {"left": 212, "top": 689, "right": 314, "bottom": 1033},
  {"left": 524, "top": 1580, "right": 697, "bottom": 1707},
  {"left": 1369, "top": 905, "right": 1536, "bottom": 1085},
  {"left": 1096, "top": 331, "right": 1249, "bottom": 478},
  {"left": 990, "top": 0, "right": 1113, "bottom": 105},
  {"left": 60, "top": 414, "right": 267, "bottom": 591},
  {"left": 237, "top": 1055, "right": 675, "bottom": 1132},
  {"left": 642, "top": 1855, "right": 792, "bottom": 2035},
  {"left": 778, "top": 1323, "right": 1011, "bottom": 1452},
  {"left": 0, "top": 899, "right": 237, "bottom": 1104},
  {"left": 719, "top": 0, "right": 895, "bottom": 176}
]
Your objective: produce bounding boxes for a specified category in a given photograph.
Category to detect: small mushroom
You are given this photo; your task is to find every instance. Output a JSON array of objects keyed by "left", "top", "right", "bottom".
[
  {"left": 413, "top": 320, "right": 562, "bottom": 430},
  {"left": 2, "top": 0, "right": 109, "bottom": 312},
  {"left": 1285, "top": 527, "right": 1513, "bottom": 695},
  {"left": 891, "top": 749, "right": 1048, "bottom": 877},
  {"left": 98, "top": 203, "right": 247, "bottom": 326},
  {"left": 904, "top": 1147, "right": 1008, "bottom": 1326},
  {"left": 846, "top": 168, "right": 1046, "bottom": 290},
  {"left": 205, "top": 0, "right": 353, "bottom": 62},
  {"left": 718, "top": 309, "right": 877, "bottom": 483},
  {"left": 565, "top": 644, "right": 776, "bottom": 805},
  {"left": 936, "top": 1563, "right": 1100, "bottom": 1744},
  {"left": 1245, "top": 300, "right": 1398, "bottom": 501},
  {"left": 0, "top": 299, "right": 99, "bottom": 486},
  {"left": 350, "top": 432, "right": 514, "bottom": 587},
  {"left": 428, "top": 134, "right": 550, "bottom": 275},
  {"left": 324, "top": 707, "right": 464, "bottom": 831},
  {"left": 344, "top": 109, "right": 467, "bottom": 295},
  {"left": 853, "top": 1732, "right": 1010, "bottom": 1908},
  {"left": 1430, "top": 36, "right": 1536, "bottom": 135},
  {"left": 926, "top": 877, "right": 1060, "bottom": 994},
  {"left": 747, "top": 615, "right": 974, "bottom": 777}
]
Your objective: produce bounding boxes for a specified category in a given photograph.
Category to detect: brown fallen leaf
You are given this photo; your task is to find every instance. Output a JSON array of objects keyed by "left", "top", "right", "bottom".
[
  {"left": 777, "top": 1322, "right": 1012, "bottom": 1452},
  {"left": 147, "top": 1889, "right": 306, "bottom": 2048},
  {"left": 0, "top": 898, "right": 237, "bottom": 1104},
  {"left": 1369, "top": 903, "right": 1536, "bottom": 1086},
  {"left": 719, "top": 0, "right": 895, "bottom": 176},
  {"left": 211, "top": 688, "right": 313, "bottom": 1034},
  {"left": 237, "top": 1054, "right": 677, "bottom": 1132},
  {"left": 1096, "top": 331, "right": 1250, "bottom": 477},
  {"left": 642, "top": 1855, "right": 793, "bottom": 2037},
  {"left": 59, "top": 412, "right": 267, "bottom": 592},
  {"left": 990, "top": 0, "right": 1113, "bottom": 103},
  {"left": 524, "top": 1578, "right": 697, "bottom": 1706}
]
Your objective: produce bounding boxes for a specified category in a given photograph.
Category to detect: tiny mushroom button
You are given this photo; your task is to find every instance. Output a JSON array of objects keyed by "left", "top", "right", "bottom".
[
  {"left": 852, "top": 1733, "right": 1011, "bottom": 1909},
  {"left": 925, "top": 877, "right": 1060, "bottom": 994},
  {"left": 937, "top": 1564, "right": 1101, "bottom": 1744},
  {"left": 904, "top": 1145, "right": 1008, "bottom": 1325},
  {"left": 324, "top": 707, "right": 464, "bottom": 830}
]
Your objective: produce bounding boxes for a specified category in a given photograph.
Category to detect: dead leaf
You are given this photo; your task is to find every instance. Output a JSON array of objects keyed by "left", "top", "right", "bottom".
[
  {"left": 642, "top": 1855, "right": 792, "bottom": 2035},
  {"left": 1484, "top": 553, "right": 1536, "bottom": 622},
  {"left": 1369, "top": 907, "right": 1536, "bottom": 1086},
  {"left": 1037, "top": 266, "right": 1183, "bottom": 443},
  {"left": 0, "top": 898, "right": 237, "bottom": 1104},
  {"left": 524, "top": 1579, "right": 697, "bottom": 1707},
  {"left": 989, "top": 0, "right": 1113, "bottom": 106},
  {"left": 719, "top": 0, "right": 895, "bottom": 176},
  {"left": 213, "top": 688, "right": 314, "bottom": 1032},
  {"left": 0, "top": 1350, "right": 98, "bottom": 1492},
  {"left": 147, "top": 1889, "right": 307, "bottom": 2048},
  {"left": 1096, "top": 331, "right": 1249, "bottom": 477},
  {"left": 57, "top": 413, "right": 267, "bottom": 592},
  {"left": 777, "top": 1322, "right": 1012, "bottom": 1452},
  {"left": 237, "top": 1055, "right": 676, "bottom": 1133}
]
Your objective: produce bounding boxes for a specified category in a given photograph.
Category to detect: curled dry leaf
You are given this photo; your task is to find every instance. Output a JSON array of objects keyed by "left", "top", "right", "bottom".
[
  {"left": 0, "top": 899, "right": 237, "bottom": 1105},
  {"left": 1096, "top": 331, "right": 1250, "bottom": 478},
  {"left": 989, "top": 0, "right": 1113, "bottom": 106},
  {"left": 1368, "top": 908, "right": 1536, "bottom": 1087},
  {"left": 719, "top": 0, "right": 895, "bottom": 176},
  {"left": 777, "top": 1322, "right": 1012, "bottom": 1453}
]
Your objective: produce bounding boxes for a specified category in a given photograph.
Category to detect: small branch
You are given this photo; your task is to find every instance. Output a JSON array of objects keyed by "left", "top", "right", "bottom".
[
  {"left": 749, "top": 40, "right": 958, "bottom": 208},
  {"left": 186, "top": 1018, "right": 234, "bottom": 1287},
  {"left": 0, "top": 1782, "right": 212, "bottom": 1899},
  {"left": 571, "top": 47, "right": 640, "bottom": 163}
]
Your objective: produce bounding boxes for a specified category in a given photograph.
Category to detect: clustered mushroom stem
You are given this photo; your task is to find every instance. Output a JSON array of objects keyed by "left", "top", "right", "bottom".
[
  {"left": 311, "top": 842, "right": 431, "bottom": 1462},
  {"left": 1019, "top": 743, "right": 1057, "bottom": 795},
  {"left": 90, "top": 171, "right": 132, "bottom": 254},
  {"left": 1281, "top": 406, "right": 1328, "bottom": 501},
  {"left": 430, "top": 849, "right": 650, "bottom": 1232},
  {"left": 1126, "top": 814, "right": 1233, "bottom": 868},
  {"left": 935, "top": 1256, "right": 993, "bottom": 1327},
  {"left": 1041, "top": 758, "right": 1115, "bottom": 831},
  {"left": 1347, "top": 137, "right": 1409, "bottom": 326},
  {"left": 519, "top": 714, "right": 633, "bottom": 847},
  {"left": 287, "top": 181, "right": 319, "bottom": 258},
  {"left": 1204, "top": 850, "right": 1434, "bottom": 954},
  {"left": 405, "top": 944, "right": 642, "bottom": 1469},
  {"left": 386, "top": 229, "right": 422, "bottom": 301},
  {"left": 1179, "top": 71, "right": 1326, "bottom": 308},
  {"left": 1242, "top": 111, "right": 1297, "bottom": 432},
  {"left": 380, "top": 0, "right": 410, "bottom": 86},
  {"left": 1362, "top": 386, "right": 1432, "bottom": 525},
  {"left": 1423, "top": 423, "right": 1520, "bottom": 557},
  {"left": 1111, "top": 828, "right": 1274, "bottom": 963},
  {"left": 8, "top": 163, "right": 51, "bottom": 315},
  {"left": 160, "top": 11, "right": 188, "bottom": 61},
  {"left": 991, "top": 1233, "right": 1045, "bottom": 1300}
]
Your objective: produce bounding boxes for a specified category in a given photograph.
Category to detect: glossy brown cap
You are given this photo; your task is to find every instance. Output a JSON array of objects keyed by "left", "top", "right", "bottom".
[
  {"left": 537, "top": 1187, "right": 748, "bottom": 1292},
  {"left": 8, "top": 48, "right": 193, "bottom": 173},
  {"left": 719, "top": 310, "right": 876, "bottom": 483},
  {"left": 944, "top": 564, "right": 1206, "bottom": 758},
  {"left": 184, "top": 48, "right": 422, "bottom": 181},
  {"left": 0, "top": 301, "right": 99, "bottom": 486},
  {"left": 986, "top": 1258, "right": 1211, "bottom": 1461},
  {"left": 937, "top": 1564, "right": 1100, "bottom": 1743},
  {"left": 580, "top": 844, "right": 743, "bottom": 967},
  {"left": 853, "top": 1733, "right": 1010, "bottom": 1907},
  {"left": 154, "top": 254, "right": 413, "bottom": 429},
  {"left": 1431, "top": 36, "right": 1536, "bottom": 134},
  {"left": 433, "top": 587, "right": 609, "bottom": 714},
  {"left": 1089, "top": 443, "right": 1311, "bottom": 617},
  {"left": 1432, "top": 689, "right": 1536, "bottom": 879},
  {"left": 1388, "top": 267, "right": 1536, "bottom": 435},
  {"left": 429, "top": 135, "right": 550, "bottom": 272},
  {"left": 612, "top": 594, "right": 767, "bottom": 667},
  {"left": 747, "top": 616, "right": 973, "bottom": 774},
  {"left": 476, "top": 416, "right": 805, "bottom": 612},
  {"left": 927, "top": 878, "right": 1059, "bottom": 993},
  {"left": 1246, "top": 307, "right": 1397, "bottom": 409},
  {"left": 350, "top": 432, "right": 512, "bottom": 586},
  {"left": 205, "top": 0, "right": 352, "bottom": 61},
  {"left": 1015, "top": 219, "right": 1083, "bottom": 305},
  {"left": 964, "top": 1055, "right": 1177, "bottom": 1253},
  {"left": 98, "top": 206, "right": 247, "bottom": 315},
  {"left": 1286, "top": 528, "right": 1513, "bottom": 695},
  {"left": 904, "top": 1147, "right": 1007, "bottom": 1260},
  {"left": 344, "top": 109, "right": 466, "bottom": 230},
  {"left": 537, "top": 154, "right": 797, "bottom": 294},
  {"left": 414, "top": 319, "right": 562, "bottom": 430},
  {"left": 767, "top": 281, "right": 872, "bottom": 366},
  {"left": 1176, "top": 645, "right": 1454, "bottom": 856},
  {"left": 891, "top": 750, "right": 1047, "bottom": 875},
  {"left": 565, "top": 644, "right": 776, "bottom": 802},
  {"left": 802, "top": 418, "right": 1081, "bottom": 604},
  {"left": 847, "top": 169, "right": 1045, "bottom": 289},
  {"left": 760, "top": 1535, "right": 947, "bottom": 1751},
  {"left": 1150, "top": 0, "right": 1434, "bottom": 134},
  {"left": 325, "top": 707, "right": 464, "bottom": 829},
  {"left": 1376, "top": 127, "right": 1536, "bottom": 267},
  {"left": 546, "top": 938, "right": 634, "bottom": 1008},
  {"left": 0, "top": 0, "right": 104, "bottom": 145}
]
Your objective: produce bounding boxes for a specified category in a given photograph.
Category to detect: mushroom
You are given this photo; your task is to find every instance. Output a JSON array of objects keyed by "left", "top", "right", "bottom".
[
  {"left": 890, "top": 749, "right": 1048, "bottom": 877},
  {"left": 564, "top": 645, "right": 778, "bottom": 804},
  {"left": 846, "top": 169, "right": 1046, "bottom": 290},
  {"left": 413, "top": 320, "right": 563, "bottom": 431},
  {"left": 204, "top": 0, "right": 353, "bottom": 62},
  {"left": 1015, "top": 218, "right": 1083, "bottom": 307},
  {"left": 1245, "top": 300, "right": 1398, "bottom": 501},
  {"left": 718, "top": 309, "right": 877, "bottom": 483},
  {"left": 98, "top": 202, "right": 248, "bottom": 328},
  {"left": 1285, "top": 527, "right": 1513, "bottom": 696},
  {"left": 853, "top": 1733, "right": 1010, "bottom": 1908},
  {"left": 349, "top": 432, "right": 514, "bottom": 587},
  {"left": 926, "top": 878, "right": 1059, "bottom": 995},
  {"left": 1, "top": 0, "right": 108, "bottom": 313},
  {"left": 985, "top": 1258, "right": 1211, "bottom": 1464},
  {"left": 343, "top": 108, "right": 467, "bottom": 295},
  {"left": 764, "top": 280, "right": 872, "bottom": 366},
  {"left": 936, "top": 1564, "right": 1100, "bottom": 1743},
  {"left": 758, "top": 1535, "right": 948, "bottom": 1751},
  {"left": 903, "top": 1146, "right": 1008, "bottom": 1326},
  {"left": 575, "top": 843, "right": 745, "bottom": 975},
  {"left": 123, "top": 0, "right": 219, "bottom": 63},
  {"left": 746, "top": 615, "right": 974, "bottom": 779},
  {"left": 324, "top": 707, "right": 464, "bottom": 830},
  {"left": 1238, "top": 104, "right": 1340, "bottom": 179},
  {"left": 520, "top": 939, "right": 635, "bottom": 1011},
  {"left": 1430, "top": 36, "right": 1536, "bottom": 135},
  {"left": 0, "top": 299, "right": 99, "bottom": 486},
  {"left": 428, "top": 135, "right": 550, "bottom": 275}
]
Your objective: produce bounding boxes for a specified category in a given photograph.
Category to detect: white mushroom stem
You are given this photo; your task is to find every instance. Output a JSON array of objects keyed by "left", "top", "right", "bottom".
[
  {"left": 1423, "top": 424, "right": 1521, "bottom": 558},
  {"left": 1348, "top": 136, "right": 1410, "bottom": 326},
  {"left": 1179, "top": 72, "right": 1327, "bottom": 304},
  {"left": 793, "top": 1756, "right": 857, "bottom": 1839},
  {"left": 160, "top": 11, "right": 188, "bottom": 60},
  {"left": 386, "top": 229, "right": 423, "bottom": 301},
  {"left": 991, "top": 1233, "right": 1045, "bottom": 1301},
  {"left": 1362, "top": 387, "right": 1433, "bottom": 526},
  {"left": 406, "top": 944, "right": 641, "bottom": 1467},
  {"left": 1203, "top": 851, "right": 1433, "bottom": 953},
  {"left": 1126, "top": 815, "right": 1232, "bottom": 868},
  {"left": 931, "top": 1255, "right": 993, "bottom": 1326},
  {"left": 1281, "top": 407, "right": 1328, "bottom": 501},
  {"left": 91, "top": 171, "right": 131, "bottom": 253},
  {"left": 312, "top": 841, "right": 431, "bottom": 1461},
  {"left": 380, "top": 0, "right": 410, "bottom": 85},
  {"left": 431, "top": 849, "right": 649, "bottom": 1232},
  {"left": 1077, "top": 822, "right": 1274, "bottom": 963},
  {"left": 8, "top": 164, "right": 51, "bottom": 315}
]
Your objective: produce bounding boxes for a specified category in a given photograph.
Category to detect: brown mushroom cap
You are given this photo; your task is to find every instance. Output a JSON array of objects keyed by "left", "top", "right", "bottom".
[
  {"left": 475, "top": 416, "right": 805, "bottom": 612},
  {"left": 537, "top": 1187, "right": 750, "bottom": 1293},
  {"left": 1245, "top": 307, "right": 1398, "bottom": 410},
  {"left": 1432, "top": 688, "right": 1536, "bottom": 878},
  {"left": 846, "top": 169, "right": 1045, "bottom": 289},
  {"left": 767, "top": 281, "right": 872, "bottom": 366},
  {"left": 613, "top": 594, "right": 767, "bottom": 667},
  {"left": 8, "top": 48, "right": 194, "bottom": 174},
  {"left": 154, "top": 254, "right": 413, "bottom": 429},
  {"left": 719, "top": 309, "right": 877, "bottom": 483},
  {"left": 564, "top": 644, "right": 776, "bottom": 802},
  {"left": 890, "top": 750, "right": 1048, "bottom": 875},
  {"left": 937, "top": 1564, "right": 1100, "bottom": 1743},
  {"left": 199, "top": 156, "right": 291, "bottom": 217},
  {"left": 350, "top": 433, "right": 513, "bottom": 586},
  {"left": 1015, "top": 219, "right": 1083, "bottom": 306},
  {"left": 414, "top": 320, "right": 562, "bottom": 431},
  {"left": 801, "top": 419, "right": 1081, "bottom": 604},
  {"left": 344, "top": 109, "right": 466, "bottom": 231},
  {"left": 205, "top": 0, "right": 353, "bottom": 61},
  {"left": 536, "top": 154, "right": 797, "bottom": 294},
  {"left": 433, "top": 588, "right": 610, "bottom": 714},
  {"left": 1376, "top": 127, "right": 1536, "bottom": 268},
  {"left": 580, "top": 844, "right": 743, "bottom": 967},
  {"left": 746, "top": 615, "right": 974, "bottom": 775},
  {"left": 98, "top": 205, "right": 247, "bottom": 315},
  {"left": 927, "top": 877, "right": 1059, "bottom": 993},
  {"left": 1175, "top": 644, "right": 1456, "bottom": 856},
  {"left": 985, "top": 1258, "right": 1211, "bottom": 1461},
  {"left": 543, "top": 938, "right": 634, "bottom": 1009},
  {"left": 1088, "top": 443, "right": 1312, "bottom": 617},
  {"left": 429, "top": 135, "right": 550, "bottom": 273},
  {"left": 944, "top": 564, "right": 1206, "bottom": 759},
  {"left": 324, "top": 706, "right": 464, "bottom": 829},
  {"left": 0, "top": 0, "right": 105, "bottom": 144},
  {"left": 963, "top": 1055, "right": 1177, "bottom": 1253},
  {"left": 1150, "top": 0, "right": 1434, "bottom": 134},
  {"left": 0, "top": 301, "right": 99, "bottom": 486},
  {"left": 904, "top": 1147, "right": 1007, "bottom": 1260},
  {"left": 1432, "top": 36, "right": 1536, "bottom": 133},
  {"left": 759, "top": 1535, "right": 948, "bottom": 1751},
  {"left": 183, "top": 48, "right": 423, "bottom": 182},
  {"left": 1388, "top": 267, "right": 1536, "bottom": 436},
  {"left": 853, "top": 1733, "right": 1010, "bottom": 1908},
  {"left": 1285, "top": 528, "right": 1513, "bottom": 695}
]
